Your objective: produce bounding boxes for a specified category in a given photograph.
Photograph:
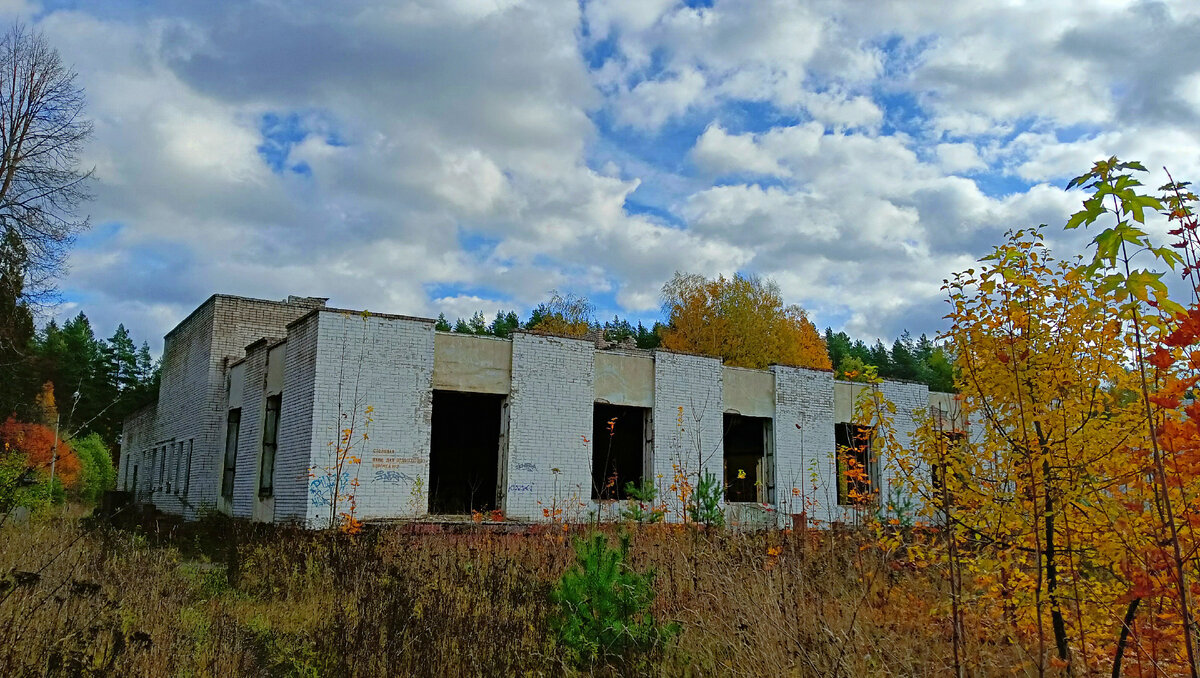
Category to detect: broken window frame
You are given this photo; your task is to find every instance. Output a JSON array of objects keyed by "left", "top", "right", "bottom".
[
  {"left": 722, "top": 414, "right": 775, "bottom": 505},
  {"left": 182, "top": 439, "right": 193, "bottom": 498},
  {"left": 930, "top": 430, "right": 966, "bottom": 507},
  {"left": 259, "top": 394, "right": 281, "bottom": 498},
  {"left": 222, "top": 408, "right": 240, "bottom": 500},
  {"left": 835, "top": 422, "right": 877, "bottom": 506}
]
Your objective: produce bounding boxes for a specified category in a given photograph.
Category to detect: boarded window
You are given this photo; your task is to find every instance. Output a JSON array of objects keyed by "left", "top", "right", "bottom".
[
  {"left": 835, "top": 423, "right": 875, "bottom": 506},
  {"left": 723, "top": 414, "right": 773, "bottom": 503},
  {"left": 591, "top": 404, "right": 652, "bottom": 500},
  {"left": 259, "top": 395, "right": 281, "bottom": 498},
  {"left": 222, "top": 409, "right": 240, "bottom": 500}
]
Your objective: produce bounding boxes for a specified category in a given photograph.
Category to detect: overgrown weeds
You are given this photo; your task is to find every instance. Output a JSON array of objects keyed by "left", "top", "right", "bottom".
[{"left": 0, "top": 513, "right": 1035, "bottom": 676}]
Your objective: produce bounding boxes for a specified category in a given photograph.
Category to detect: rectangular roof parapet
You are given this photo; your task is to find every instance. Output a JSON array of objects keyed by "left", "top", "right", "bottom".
[
  {"left": 596, "top": 345, "right": 655, "bottom": 358},
  {"left": 434, "top": 330, "right": 513, "bottom": 343},
  {"left": 651, "top": 346, "right": 726, "bottom": 361},
  {"left": 164, "top": 294, "right": 331, "bottom": 340},
  {"left": 245, "top": 336, "right": 285, "bottom": 353},
  {"left": 510, "top": 328, "right": 596, "bottom": 343},
  {"left": 769, "top": 362, "right": 835, "bottom": 373},
  {"left": 285, "top": 306, "right": 438, "bottom": 329}
]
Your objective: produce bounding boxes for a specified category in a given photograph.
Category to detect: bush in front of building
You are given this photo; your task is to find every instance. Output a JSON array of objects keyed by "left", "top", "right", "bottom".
[
  {"left": 72, "top": 433, "right": 116, "bottom": 503},
  {"left": 551, "top": 530, "right": 676, "bottom": 667}
]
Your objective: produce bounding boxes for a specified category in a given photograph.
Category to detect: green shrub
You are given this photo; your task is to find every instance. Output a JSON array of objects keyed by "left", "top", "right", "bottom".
[
  {"left": 0, "top": 449, "right": 60, "bottom": 514},
  {"left": 551, "top": 531, "right": 676, "bottom": 666},
  {"left": 687, "top": 471, "right": 724, "bottom": 527},
  {"left": 621, "top": 479, "right": 665, "bottom": 524},
  {"left": 73, "top": 433, "right": 115, "bottom": 502}
]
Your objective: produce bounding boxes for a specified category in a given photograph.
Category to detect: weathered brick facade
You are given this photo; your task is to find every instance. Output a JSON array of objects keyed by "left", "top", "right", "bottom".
[
  {"left": 652, "top": 350, "right": 724, "bottom": 521},
  {"left": 118, "top": 295, "right": 324, "bottom": 519},
  {"left": 505, "top": 333, "right": 595, "bottom": 521},
  {"left": 299, "top": 310, "right": 436, "bottom": 527},
  {"left": 122, "top": 293, "right": 943, "bottom": 528},
  {"left": 772, "top": 366, "right": 837, "bottom": 525}
]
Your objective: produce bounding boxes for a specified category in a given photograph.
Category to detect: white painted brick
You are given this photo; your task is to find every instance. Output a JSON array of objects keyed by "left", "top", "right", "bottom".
[
  {"left": 124, "top": 293, "right": 939, "bottom": 530},
  {"left": 772, "top": 366, "right": 837, "bottom": 525},
  {"left": 504, "top": 333, "right": 594, "bottom": 522},
  {"left": 301, "top": 311, "right": 435, "bottom": 528},
  {"left": 652, "top": 351, "right": 723, "bottom": 522}
]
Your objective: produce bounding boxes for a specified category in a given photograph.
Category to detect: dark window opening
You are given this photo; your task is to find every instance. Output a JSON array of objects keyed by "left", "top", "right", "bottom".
[
  {"left": 931, "top": 430, "right": 966, "bottom": 506},
  {"left": 222, "top": 409, "right": 241, "bottom": 500},
  {"left": 836, "top": 422, "right": 875, "bottom": 506},
  {"left": 182, "top": 440, "right": 193, "bottom": 498},
  {"left": 157, "top": 446, "right": 165, "bottom": 491},
  {"left": 724, "top": 414, "right": 772, "bottom": 503},
  {"left": 171, "top": 442, "right": 180, "bottom": 495},
  {"left": 429, "top": 391, "right": 504, "bottom": 514},
  {"left": 260, "top": 394, "right": 281, "bottom": 498},
  {"left": 591, "top": 404, "right": 651, "bottom": 500}
]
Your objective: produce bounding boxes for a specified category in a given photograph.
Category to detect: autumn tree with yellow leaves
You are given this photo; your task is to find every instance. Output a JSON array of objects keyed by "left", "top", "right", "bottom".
[
  {"left": 659, "top": 272, "right": 830, "bottom": 370},
  {"left": 877, "top": 159, "right": 1200, "bottom": 678},
  {"left": 527, "top": 291, "right": 595, "bottom": 338}
]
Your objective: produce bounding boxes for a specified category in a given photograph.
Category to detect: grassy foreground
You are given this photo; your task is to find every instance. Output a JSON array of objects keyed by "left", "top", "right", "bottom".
[{"left": 0, "top": 512, "right": 1031, "bottom": 677}]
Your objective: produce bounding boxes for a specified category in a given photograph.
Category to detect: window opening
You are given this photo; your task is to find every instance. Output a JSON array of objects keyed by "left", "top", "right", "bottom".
[
  {"left": 724, "top": 414, "right": 772, "bottom": 503},
  {"left": 259, "top": 395, "right": 281, "bottom": 497},
  {"left": 222, "top": 409, "right": 241, "bottom": 500},
  {"left": 591, "top": 403, "right": 651, "bottom": 500},
  {"left": 836, "top": 422, "right": 875, "bottom": 505},
  {"left": 429, "top": 391, "right": 505, "bottom": 514}
]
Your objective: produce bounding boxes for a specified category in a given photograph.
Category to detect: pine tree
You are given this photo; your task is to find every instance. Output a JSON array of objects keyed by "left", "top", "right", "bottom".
[
  {"left": 489, "top": 311, "right": 519, "bottom": 338},
  {"left": 0, "top": 228, "right": 37, "bottom": 419},
  {"left": 468, "top": 311, "right": 488, "bottom": 335},
  {"left": 106, "top": 324, "right": 138, "bottom": 393}
]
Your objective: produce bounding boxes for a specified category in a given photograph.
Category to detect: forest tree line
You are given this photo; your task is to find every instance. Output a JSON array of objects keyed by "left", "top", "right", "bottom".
[{"left": 435, "top": 282, "right": 955, "bottom": 391}]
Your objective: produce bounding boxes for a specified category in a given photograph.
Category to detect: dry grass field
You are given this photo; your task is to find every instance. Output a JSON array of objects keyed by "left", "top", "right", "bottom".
[{"left": 0, "top": 510, "right": 1052, "bottom": 677}]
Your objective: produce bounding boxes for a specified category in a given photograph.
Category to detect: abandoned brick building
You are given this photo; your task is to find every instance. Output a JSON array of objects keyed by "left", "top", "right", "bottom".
[{"left": 117, "top": 294, "right": 955, "bottom": 528}]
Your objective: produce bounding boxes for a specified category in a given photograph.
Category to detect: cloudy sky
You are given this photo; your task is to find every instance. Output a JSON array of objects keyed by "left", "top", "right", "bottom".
[{"left": 13, "top": 0, "right": 1200, "bottom": 348}]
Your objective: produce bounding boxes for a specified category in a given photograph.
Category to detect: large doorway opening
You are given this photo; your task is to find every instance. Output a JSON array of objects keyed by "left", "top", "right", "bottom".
[
  {"left": 429, "top": 390, "right": 505, "bottom": 514},
  {"left": 723, "top": 414, "right": 774, "bottom": 503},
  {"left": 591, "top": 403, "right": 652, "bottom": 500}
]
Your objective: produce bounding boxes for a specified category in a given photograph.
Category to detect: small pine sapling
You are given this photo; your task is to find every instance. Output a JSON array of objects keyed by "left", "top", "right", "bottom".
[{"left": 551, "top": 531, "right": 677, "bottom": 666}]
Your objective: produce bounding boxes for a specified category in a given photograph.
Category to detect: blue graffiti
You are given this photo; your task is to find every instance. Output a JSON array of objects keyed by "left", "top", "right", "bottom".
[
  {"left": 373, "top": 470, "right": 414, "bottom": 485},
  {"left": 507, "top": 483, "right": 534, "bottom": 493},
  {"left": 514, "top": 462, "right": 538, "bottom": 473},
  {"left": 308, "top": 472, "right": 352, "bottom": 507}
]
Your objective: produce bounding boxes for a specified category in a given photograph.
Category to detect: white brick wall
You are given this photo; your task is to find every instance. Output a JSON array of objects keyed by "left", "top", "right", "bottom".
[
  {"left": 652, "top": 351, "right": 724, "bottom": 522},
  {"left": 303, "top": 311, "right": 435, "bottom": 527},
  {"left": 771, "top": 366, "right": 837, "bottom": 526},
  {"left": 231, "top": 342, "right": 269, "bottom": 519},
  {"left": 118, "top": 404, "right": 156, "bottom": 500},
  {"left": 504, "top": 333, "right": 595, "bottom": 522},
  {"left": 879, "top": 380, "right": 929, "bottom": 512},
  {"left": 117, "top": 295, "right": 325, "bottom": 520},
  {"left": 275, "top": 314, "right": 319, "bottom": 524},
  {"left": 127, "top": 293, "right": 941, "bottom": 530}
]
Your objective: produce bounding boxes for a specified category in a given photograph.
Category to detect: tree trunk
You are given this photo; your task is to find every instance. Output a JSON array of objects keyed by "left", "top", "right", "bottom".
[
  {"left": 1044, "top": 458, "right": 1071, "bottom": 665},
  {"left": 1112, "top": 597, "right": 1140, "bottom": 678}
]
